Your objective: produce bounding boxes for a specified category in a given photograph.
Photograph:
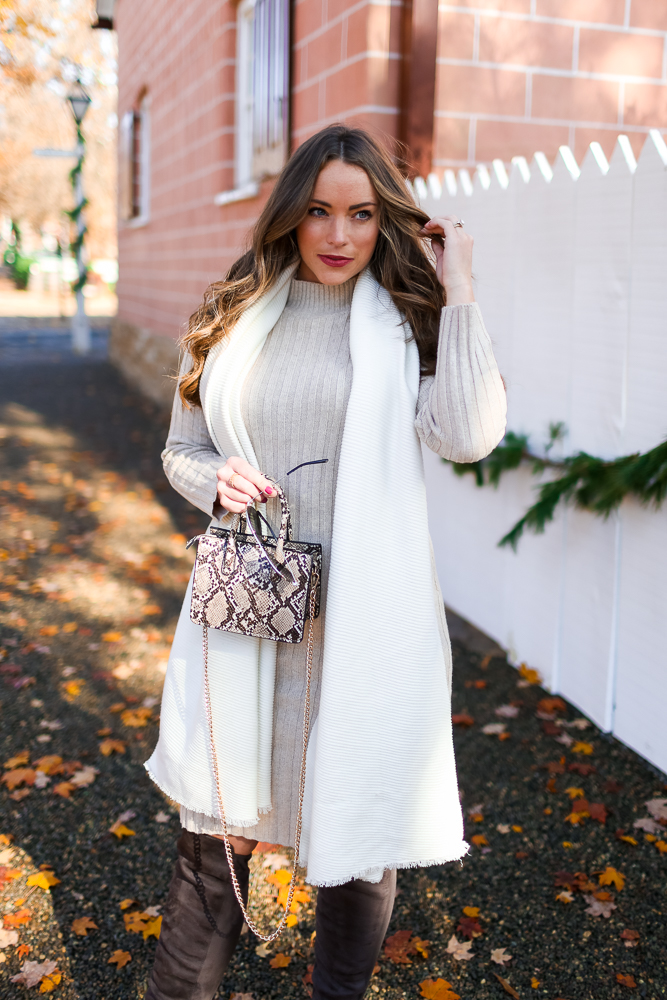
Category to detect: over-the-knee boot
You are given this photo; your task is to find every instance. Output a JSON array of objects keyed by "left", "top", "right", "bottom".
[
  {"left": 312, "top": 869, "right": 397, "bottom": 1000},
  {"left": 145, "top": 830, "right": 250, "bottom": 1000}
]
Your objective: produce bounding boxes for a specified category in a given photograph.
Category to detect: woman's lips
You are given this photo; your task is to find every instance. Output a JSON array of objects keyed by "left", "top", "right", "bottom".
[{"left": 317, "top": 254, "right": 354, "bottom": 268}]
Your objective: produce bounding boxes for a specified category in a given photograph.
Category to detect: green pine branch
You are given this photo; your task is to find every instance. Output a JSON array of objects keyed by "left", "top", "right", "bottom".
[{"left": 444, "top": 428, "right": 667, "bottom": 550}]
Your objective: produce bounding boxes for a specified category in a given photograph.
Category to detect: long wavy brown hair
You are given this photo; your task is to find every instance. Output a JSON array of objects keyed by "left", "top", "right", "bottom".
[{"left": 179, "top": 124, "right": 445, "bottom": 407}]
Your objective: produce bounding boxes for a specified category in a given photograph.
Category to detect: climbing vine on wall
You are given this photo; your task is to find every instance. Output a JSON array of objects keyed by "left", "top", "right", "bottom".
[{"left": 445, "top": 423, "right": 667, "bottom": 550}]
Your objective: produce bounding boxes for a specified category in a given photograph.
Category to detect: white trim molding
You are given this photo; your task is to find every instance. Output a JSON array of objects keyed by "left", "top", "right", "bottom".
[{"left": 213, "top": 181, "right": 260, "bottom": 206}]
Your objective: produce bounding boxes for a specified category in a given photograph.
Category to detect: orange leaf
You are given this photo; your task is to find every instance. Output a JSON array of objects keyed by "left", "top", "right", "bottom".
[
  {"left": 2, "top": 768, "right": 36, "bottom": 790},
  {"left": 269, "top": 952, "right": 291, "bottom": 968},
  {"left": 71, "top": 916, "right": 98, "bottom": 936},
  {"left": 599, "top": 866, "right": 625, "bottom": 891},
  {"left": 61, "top": 622, "right": 78, "bottom": 633},
  {"left": 109, "top": 703, "right": 126, "bottom": 713},
  {"left": 462, "top": 906, "right": 480, "bottom": 918},
  {"left": 119, "top": 899, "right": 139, "bottom": 910},
  {"left": 109, "top": 822, "right": 135, "bottom": 839},
  {"left": 654, "top": 839, "right": 667, "bottom": 853},
  {"left": 518, "top": 663, "right": 541, "bottom": 685},
  {"left": 471, "top": 834, "right": 488, "bottom": 847},
  {"left": 141, "top": 605, "right": 162, "bottom": 616},
  {"left": 102, "top": 631, "right": 123, "bottom": 643},
  {"left": 99, "top": 739, "right": 126, "bottom": 756},
  {"left": 266, "top": 869, "right": 292, "bottom": 886},
  {"left": 17, "top": 944, "right": 30, "bottom": 959},
  {"left": 142, "top": 916, "right": 162, "bottom": 940},
  {"left": 4, "top": 752, "right": 29, "bottom": 769},
  {"left": 33, "top": 756, "right": 63, "bottom": 775},
  {"left": 120, "top": 707, "right": 152, "bottom": 728},
  {"left": 4, "top": 908, "right": 31, "bottom": 928},
  {"left": 108, "top": 949, "right": 132, "bottom": 969},
  {"left": 571, "top": 742, "right": 594, "bottom": 755},
  {"left": 420, "top": 979, "right": 461, "bottom": 1000},
  {"left": 451, "top": 713, "right": 474, "bottom": 727},
  {"left": 27, "top": 871, "right": 60, "bottom": 890},
  {"left": 537, "top": 697, "right": 566, "bottom": 714},
  {"left": 383, "top": 929, "right": 416, "bottom": 965},
  {"left": 39, "top": 970, "right": 62, "bottom": 992},
  {"left": 616, "top": 973, "right": 637, "bottom": 988},
  {"left": 53, "top": 781, "right": 76, "bottom": 798},
  {"left": 39, "top": 626, "right": 59, "bottom": 637}
]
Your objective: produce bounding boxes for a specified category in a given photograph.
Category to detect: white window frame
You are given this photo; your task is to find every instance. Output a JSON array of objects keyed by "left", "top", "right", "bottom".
[{"left": 120, "top": 95, "right": 151, "bottom": 227}]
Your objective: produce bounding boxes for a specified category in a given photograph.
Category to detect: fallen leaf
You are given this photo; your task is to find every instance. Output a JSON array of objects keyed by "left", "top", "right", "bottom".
[
  {"left": 269, "top": 952, "right": 291, "bottom": 968},
  {"left": 482, "top": 723, "right": 506, "bottom": 736},
  {"left": 286, "top": 913, "right": 298, "bottom": 928},
  {"left": 0, "top": 929, "right": 19, "bottom": 948},
  {"left": 143, "top": 906, "right": 162, "bottom": 917},
  {"left": 99, "top": 739, "right": 126, "bottom": 756},
  {"left": 120, "top": 707, "right": 152, "bottom": 728},
  {"left": 446, "top": 935, "right": 474, "bottom": 961},
  {"left": 384, "top": 929, "right": 415, "bottom": 964},
  {"left": 617, "top": 833, "right": 638, "bottom": 846},
  {"left": 599, "top": 866, "right": 625, "bottom": 891},
  {"left": 10, "top": 788, "right": 32, "bottom": 801},
  {"left": 26, "top": 871, "right": 60, "bottom": 891},
  {"left": 568, "top": 762, "right": 596, "bottom": 776},
  {"left": 414, "top": 937, "right": 429, "bottom": 958},
  {"left": 142, "top": 916, "right": 162, "bottom": 940},
  {"left": 633, "top": 816, "right": 662, "bottom": 834},
  {"left": 493, "top": 973, "right": 520, "bottom": 998},
  {"left": 556, "top": 891, "right": 574, "bottom": 903},
  {"left": 537, "top": 697, "right": 566, "bottom": 714},
  {"left": 109, "top": 821, "right": 135, "bottom": 839},
  {"left": 17, "top": 943, "right": 31, "bottom": 959},
  {"left": 583, "top": 894, "right": 617, "bottom": 918},
  {"left": 419, "top": 978, "right": 461, "bottom": 1000},
  {"left": 531, "top": 978, "right": 540, "bottom": 988},
  {"left": 456, "top": 917, "right": 482, "bottom": 939},
  {"left": 266, "top": 869, "right": 292, "bottom": 887},
  {"left": 71, "top": 916, "right": 98, "bottom": 936},
  {"left": 0, "top": 866, "right": 22, "bottom": 887},
  {"left": 34, "top": 756, "right": 63, "bottom": 775},
  {"left": 39, "top": 970, "right": 62, "bottom": 992},
  {"left": 469, "top": 812, "right": 484, "bottom": 822},
  {"left": 616, "top": 973, "right": 637, "bottom": 988},
  {"left": 154, "top": 811, "right": 170, "bottom": 823},
  {"left": 102, "top": 632, "right": 123, "bottom": 643},
  {"left": 462, "top": 906, "right": 480, "bottom": 917},
  {"left": 141, "top": 604, "right": 162, "bottom": 616},
  {"left": 2, "top": 768, "right": 36, "bottom": 790},
  {"left": 621, "top": 929, "right": 639, "bottom": 947},
  {"left": 604, "top": 779, "right": 623, "bottom": 793},
  {"left": 108, "top": 949, "right": 132, "bottom": 969},
  {"left": 69, "top": 766, "right": 98, "bottom": 788},
  {"left": 655, "top": 839, "right": 667, "bottom": 853},
  {"left": 39, "top": 626, "right": 59, "bottom": 637},
  {"left": 64, "top": 680, "right": 83, "bottom": 698},
  {"left": 97, "top": 728, "right": 112, "bottom": 737},
  {"left": 571, "top": 742, "right": 594, "bottom": 755},
  {"left": 4, "top": 752, "right": 29, "bottom": 768},
  {"left": 255, "top": 942, "right": 271, "bottom": 958},
  {"left": 497, "top": 824, "right": 510, "bottom": 834},
  {"left": 495, "top": 705, "right": 519, "bottom": 718},
  {"left": 645, "top": 798, "right": 667, "bottom": 821},
  {"left": 588, "top": 802, "right": 608, "bottom": 824},
  {"left": 490, "top": 947, "right": 512, "bottom": 965},
  {"left": 471, "top": 834, "right": 488, "bottom": 847},
  {"left": 62, "top": 622, "right": 78, "bottom": 633},
  {"left": 3, "top": 909, "right": 31, "bottom": 928},
  {"left": 10, "top": 959, "right": 57, "bottom": 988},
  {"left": 119, "top": 899, "right": 139, "bottom": 910},
  {"left": 451, "top": 713, "right": 474, "bottom": 727},
  {"left": 565, "top": 787, "right": 585, "bottom": 800},
  {"left": 512, "top": 825, "right": 523, "bottom": 833},
  {"left": 518, "top": 663, "right": 541, "bottom": 685},
  {"left": 109, "top": 703, "right": 126, "bottom": 713},
  {"left": 230, "top": 994, "right": 255, "bottom": 1000},
  {"left": 53, "top": 781, "right": 76, "bottom": 798}
]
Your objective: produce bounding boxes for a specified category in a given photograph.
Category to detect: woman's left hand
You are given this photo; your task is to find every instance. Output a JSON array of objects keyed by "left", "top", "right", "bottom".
[{"left": 419, "top": 215, "right": 475, "bottom": 306}]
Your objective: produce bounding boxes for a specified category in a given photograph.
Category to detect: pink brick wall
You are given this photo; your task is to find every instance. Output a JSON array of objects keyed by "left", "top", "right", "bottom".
[{"left": 434, "top": 0, "right": 667, "bottom": 167}]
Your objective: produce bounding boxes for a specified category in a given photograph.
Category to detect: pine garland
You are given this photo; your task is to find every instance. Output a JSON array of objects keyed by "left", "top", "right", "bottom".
[
  {"left": 68, "top": 122, "right": 88, "bottom": 295},
  {"left": 445, "top": 424, "right": 667, "bottom": 550}
]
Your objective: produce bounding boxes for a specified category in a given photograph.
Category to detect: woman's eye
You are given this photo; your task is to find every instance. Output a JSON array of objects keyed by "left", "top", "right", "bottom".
[
  {"left": 309, "top": 207, "right": 328, "bottom": 217},
  {"left": 355, "top": 210, "right": 372, "bottom": 220}
]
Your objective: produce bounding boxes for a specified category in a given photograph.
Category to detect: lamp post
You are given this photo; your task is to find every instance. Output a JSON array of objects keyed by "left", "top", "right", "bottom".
[{"left": 66, "top": 79, "right": 92, "bottom": 354}]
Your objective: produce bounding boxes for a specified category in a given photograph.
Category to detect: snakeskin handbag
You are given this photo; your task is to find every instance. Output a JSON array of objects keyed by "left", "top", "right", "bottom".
[{"left": 185, "top": 480, "right": 321, "bottom": 942}]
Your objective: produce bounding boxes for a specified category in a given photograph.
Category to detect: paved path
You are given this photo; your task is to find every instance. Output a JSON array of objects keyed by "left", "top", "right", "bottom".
[{"left": 0, "top": 326, "right": 665, "bottom": 1000}]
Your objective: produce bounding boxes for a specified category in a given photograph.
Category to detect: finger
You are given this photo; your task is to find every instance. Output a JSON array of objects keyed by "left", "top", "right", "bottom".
[{"left": 227, "top": 459, "right": 276, "bottom": 499}]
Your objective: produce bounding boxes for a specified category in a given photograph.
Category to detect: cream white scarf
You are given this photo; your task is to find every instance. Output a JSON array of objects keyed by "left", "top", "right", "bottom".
[{"left": 146, "top": 265, "right": 467, "bottom": 885}]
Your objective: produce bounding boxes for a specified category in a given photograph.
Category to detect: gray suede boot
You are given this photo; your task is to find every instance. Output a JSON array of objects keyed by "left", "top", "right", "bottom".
[
  {"left": 145, "top": 830, "right": 250, "bottom": 1000},
  {"left": 312, "top": 869, "right": 397, "bottom": 1000}
]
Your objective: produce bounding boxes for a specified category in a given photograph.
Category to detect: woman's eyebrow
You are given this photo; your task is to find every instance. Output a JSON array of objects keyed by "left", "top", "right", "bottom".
[{"left": 309, "top": 199, "right": 377, "bottom": 210}]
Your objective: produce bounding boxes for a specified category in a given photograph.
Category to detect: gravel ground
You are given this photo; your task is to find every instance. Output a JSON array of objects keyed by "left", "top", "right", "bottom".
[{"left": 0, "top": 326, "right": 665, "bottom": 1000}]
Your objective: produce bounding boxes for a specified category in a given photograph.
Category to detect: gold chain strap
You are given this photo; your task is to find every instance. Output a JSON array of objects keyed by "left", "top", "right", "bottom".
[{"left": 202, "top": 585, "right": 317, "bottom": 942}]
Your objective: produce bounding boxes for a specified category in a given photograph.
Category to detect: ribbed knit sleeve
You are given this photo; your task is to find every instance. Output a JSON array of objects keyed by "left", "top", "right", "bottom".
[
  {"left": 415, "top": 302, "right": 507, "bottom": 462},
  {"left": 161, "top": 368, "right": 222, "bottom": 516}
]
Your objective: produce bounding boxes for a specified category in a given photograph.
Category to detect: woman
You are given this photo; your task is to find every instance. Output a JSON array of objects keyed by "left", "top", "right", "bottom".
[{"left": 145, "top": 124, "right": 506, "bottom": 1000}]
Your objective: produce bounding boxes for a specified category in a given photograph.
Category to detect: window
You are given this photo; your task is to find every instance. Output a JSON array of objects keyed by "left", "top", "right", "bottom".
[
  {"left": 235, "top": 0, "right": 290, "bottom": 188},
  {"left": 119, "top": 95, "right": 150, "bottom": 223}
]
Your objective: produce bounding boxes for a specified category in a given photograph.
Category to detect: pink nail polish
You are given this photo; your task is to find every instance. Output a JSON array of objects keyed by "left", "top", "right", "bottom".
[{"left": 265, "top": 486, "right": 273, "bottom": 495}]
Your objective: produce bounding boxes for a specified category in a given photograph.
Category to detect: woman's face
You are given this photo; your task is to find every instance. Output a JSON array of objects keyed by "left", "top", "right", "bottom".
[{"left": 295, "top": 159, "right": 380, "bottom": 284}]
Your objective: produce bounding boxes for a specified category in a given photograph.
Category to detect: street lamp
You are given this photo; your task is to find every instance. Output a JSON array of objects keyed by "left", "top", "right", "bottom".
[{"left": 66, "top": 79, "right": 92, "bottom": 354}]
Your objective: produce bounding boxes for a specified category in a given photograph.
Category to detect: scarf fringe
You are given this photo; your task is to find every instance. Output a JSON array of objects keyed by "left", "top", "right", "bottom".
[
  {"left": 302, "top": 844, "right": 471, "bottom": 887},
  {"left": 144, "top": 762, "right": 272, "bottom": 829}
]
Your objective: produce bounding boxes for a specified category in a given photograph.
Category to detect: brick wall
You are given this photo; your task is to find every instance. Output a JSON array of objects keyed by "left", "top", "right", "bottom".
[{"left": 434, "top": 0, "right": 667, "bottom": 167}]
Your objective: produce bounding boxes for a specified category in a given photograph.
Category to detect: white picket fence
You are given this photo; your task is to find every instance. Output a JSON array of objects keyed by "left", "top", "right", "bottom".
[{"left": 416, "top": 130, "right": 667, "bottom": 775}]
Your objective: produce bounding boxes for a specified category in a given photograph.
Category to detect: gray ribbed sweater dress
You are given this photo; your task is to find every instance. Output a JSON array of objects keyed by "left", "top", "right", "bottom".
[{"left": 162, "top": 276, "right": 506, "bottom": 845}]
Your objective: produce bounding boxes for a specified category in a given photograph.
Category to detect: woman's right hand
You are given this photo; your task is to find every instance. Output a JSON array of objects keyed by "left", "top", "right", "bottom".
[{"left": 216, "top": 457, "right": 275, "bottom": 514}]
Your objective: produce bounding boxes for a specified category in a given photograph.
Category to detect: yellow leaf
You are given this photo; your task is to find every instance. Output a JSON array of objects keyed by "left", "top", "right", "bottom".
[
  {"left": 518, "top": 663, "right": 542, "bottom": 685},
  {"left": 471, "top": 834, "right": 488, "bottom": 847},
  {"left": 599, "top": 866, "right": 625, "bottom": 891},
  {"left": 39, "top": 625, "right": 59, "bottom": 637},
  {"left": 462, "top": 907, "right": 480, "bottom": 918},
  {"left": 267, "top": 869, "right": 292, "bottom": 886},
  {"left": 619, "top": 835, "right": 638, "bottom": 846},
  {"left": 64, "top": 680, "right": 83, "bottom": 698},
  {"left": 99, "top": 739, "right": 126, "bottom": 756},
  {"left": 420, "top": 978, "right": 461, "bottom": 1000},
  {"left": 565, "top": 787, "right": 585, "bottom": 799},
  {"left": 102, "top": 632, "right": 122, "bottom": 643},
  {"left": 53, "top": 781, "right": 76, "bottom": 799},
  {"left": 565, "top": 810, "right": 589, "bottom": 824},
  {"left": 110, "top": 822, "right": 135, "bottom": 839},
  {"left": 88, "top": 501, "right": 103, "bottom": 512},
  {"left": 120, "top": 707, "right": 152, "bottom": 728},
  {"left": 108, "top": 949, "right": 132, "bottom": 968},
  {"left": 33, "top": 756, "right": 63, "bottom": 775},
  {"left": 269, "top": 952, "right": 291, "bottom": 968},
  {"left": 119, "top": 899, "right": 138, "bottom": 910},
  {"left": 142, "top": 915, "right": 162, "bottom": 940},
  {"left": 645, "top": 834, "right": 657, "bottom": 843},
  {"left": 414, "top": 937, "right": 429, "bottom": 958},
  {"left": 562, "top": 841, "right": 574, "bottom": 848},
  {"left": 511, "top": 825, "right": 523, "bottom": 833},
  {"left": 4, "top": 752, "right": 30, "bottom": 769},
  {"left": 61, "top": 622, "right": 78, "bottom": 633},
  {"left": 655, "top": 840, "right": 667, "bottom": 854},
  {"left": 286, "top": 913, "right": 298, "bottom": 928},
  {"left": 39, "top": 971, "right": 62, "bottom": 992},
  {"left": 571, "top": 742, "right": 594, "bottom": 755},
  {"left": 531, "top": 978, "right": 540, "bottom": 988},
  {"left": 27, "top": 871, "right": 61, "bottom": 891}
]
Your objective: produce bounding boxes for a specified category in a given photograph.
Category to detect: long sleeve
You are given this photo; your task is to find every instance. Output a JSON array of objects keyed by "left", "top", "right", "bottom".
[
  {"left": 161, "top": 375, "right": 222, "bottom": 516},
  {"left": 415, "top": 302, "right": 507, "bottom": 462}
]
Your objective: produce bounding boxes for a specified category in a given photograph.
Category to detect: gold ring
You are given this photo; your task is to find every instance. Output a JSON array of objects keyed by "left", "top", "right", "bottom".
[
  {"left": 453, "top": 220, "right": 464, "bottom": 228},
  {"left": 227, "top": 473, "right": 238, "bottom": 491}
]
